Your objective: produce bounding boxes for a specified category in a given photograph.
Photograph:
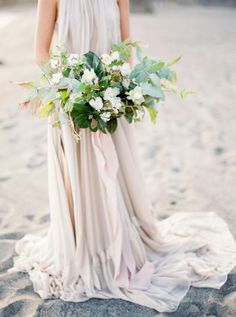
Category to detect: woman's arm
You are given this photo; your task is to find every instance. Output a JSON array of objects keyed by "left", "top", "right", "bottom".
[
  {"left": 117, "top": 0, "right": 132, "bottom": 65},
  {"left": 34, "top": 0, "right": 58, "bottom": 65},
  {"left": 117, "top": 0, "right": 130, "bottom": 41}
]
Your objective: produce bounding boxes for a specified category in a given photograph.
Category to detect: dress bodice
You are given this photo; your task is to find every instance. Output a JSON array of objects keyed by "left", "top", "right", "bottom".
[{"left": 56, "top": 0, "right": 121, "bottom": 55}]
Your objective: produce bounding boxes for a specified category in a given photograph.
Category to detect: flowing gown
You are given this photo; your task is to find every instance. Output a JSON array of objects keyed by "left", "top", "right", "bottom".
[{"left": 8, "top": 0, "right": 236, "bottom": 313}]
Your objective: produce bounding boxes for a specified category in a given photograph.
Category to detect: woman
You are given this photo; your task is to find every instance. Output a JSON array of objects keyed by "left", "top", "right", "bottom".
[{"left": 9, "top": 0, "right": 236, "bottom": 313}]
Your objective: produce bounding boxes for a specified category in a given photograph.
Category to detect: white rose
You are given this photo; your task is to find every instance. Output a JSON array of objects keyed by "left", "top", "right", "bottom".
[
  {"left": 68, "top": 54, "right": 80, "bottom": 67},
  {"left": 103, "top": 87, "right": 120, "bottom": 101},
  {"left": 101, "top": 53, "right": 112, "bottom": 66},
  {"left": 111, "top": 51, "right": 120, "bottom": 61},
  {"left": 122, "top": 78, "right": 130, "bottom": 89},
  {"left": 119, "top": 62, "right": 131, "bottom": 77},
  {"left": 111, "top": 65, "right": 119, "bottom": 71},
  {"left": 89, "top": 97, "right": 103, "bottom": 112},
  {"left": 50, "top": 58, "right": 60, "bottom": 69},
  {"left": 135, "top": 109, "right": 144, "bottom": 120},
  {"left": 110, "top": 96, "right": 122, "bottom": 110},
  {"left": 128, "top": 86, "right": 144, "bottom": 105},
  {"left": 81, "top": 68, "right": 97, "bottom": 84},
  {"left": 52, "top": 72, "right": 63, "bottom": 84},
  {"left": 70, "top": 92, "right": 82, "bottom": 103},
  {"left": 100, "top": 111, "right": 111, "bottom": 122}
]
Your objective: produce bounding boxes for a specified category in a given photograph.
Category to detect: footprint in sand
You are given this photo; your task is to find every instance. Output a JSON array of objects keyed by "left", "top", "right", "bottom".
[{"left": 26, "top": 154, "right": 46, "bottom": 169}]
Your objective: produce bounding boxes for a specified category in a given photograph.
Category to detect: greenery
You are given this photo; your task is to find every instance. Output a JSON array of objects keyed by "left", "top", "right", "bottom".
[{"left": 17, "top": 39, "right": 190, "bottom": 141}]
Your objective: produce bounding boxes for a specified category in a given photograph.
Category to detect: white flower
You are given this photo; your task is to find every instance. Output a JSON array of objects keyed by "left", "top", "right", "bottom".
[
  {"left": 50, "top": 58, "right": 60, "bottom": 69},
  {"left": 68, "top": 54, "right": 80, "bottom": 67},
  {"left": 119, "top": 62, "right": 131, "bottom": 77},
  {"left": 122, "top": 78, "right": 130, "bottom": 89},
  {"left": 52, "top": 72, "right": 63, "bottom": 84},
  {"left": 135, "top": 109, "right": 144, "bottom": 120},
  {"left": 110, "top": 96, "right": 122, "bottom": 110},
  {"left": 81, "top": 68, "right": 97, "bottom": 84},
  {"left": 127, "top": 86, "right": 144, "bottom": 105},
  {"left": 89, "top": 97, "right": 103, "bottom": 112},
  {"left": 103, "top": 87, "right": 120, "bottom": 101},
  {"left": 111, "top": 65, "right": 119, "bottom": 71},
  {"left": 100, "top": 111, "right": 111, "bottom": 122},
  {"left": 111, "top": 51, "right": 120, "bottom": 61},
  {"left": 69, "top": 92, "right": 82, "bottom": 103},
  {"left": 101, "top": 53, "right": 112, "bottom": 66}
]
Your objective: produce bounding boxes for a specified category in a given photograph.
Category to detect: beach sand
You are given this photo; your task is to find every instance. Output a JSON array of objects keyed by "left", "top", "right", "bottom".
[{"left": 0, "top": 3, "right": 236, "bottom": 316}]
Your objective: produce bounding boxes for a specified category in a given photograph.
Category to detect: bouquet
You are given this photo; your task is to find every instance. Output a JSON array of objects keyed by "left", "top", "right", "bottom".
[{"left": 17, "top": 40, "right": 191, "bottom": 141}]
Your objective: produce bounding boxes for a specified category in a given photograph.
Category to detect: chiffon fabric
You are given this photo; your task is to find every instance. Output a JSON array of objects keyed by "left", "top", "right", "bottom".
[{"left": 8, "top": 0, "right": 236, "bottom": 312}]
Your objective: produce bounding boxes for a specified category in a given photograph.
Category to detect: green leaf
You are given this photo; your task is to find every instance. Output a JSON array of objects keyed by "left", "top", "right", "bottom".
[
  {"left": 158, "top": 67, "right": 176, "bottom": 82},
  {"left": 75, "top": 113, "right": 90, "bottom": 128},
  {"left": 180, "top": 89, "right": 194, "bottom": 98},
  {"left": 144, "top": 96, "right": 157, "bottom": 108},
  {"left": 52, "top": 120, "right": 60, "bottom": 128},
  {"left": 145, "top": 61, "right": 165, "bottom": 73},
  {"left": 39, "top": 87, "right": 57, "bottom": 103},
  {"left": 13, "top": 81, "right": 37, "bottom": 88},
  {"left": 125, "top": 111, "right": 133, "bottom": 124},
  {"left": 39, "top": 101, "right": 55, "bottom": 118},
  {"left": 136, "top": 47, "right": 143, "bottom": 62},
  {"left": 84, "top": 51, "right": 105, "bottom": 78},
  {"left": 25, "top": 87, "right": 38, "bottom": 101},
  {"left": 73, "top": 103, "right": 90, "bottom": 114},
  {"left": 147, "top": 107, "right": 158, "bottom": 124},
  {"left": 166, "top": 56, "right": 182, "bottom": 67},
  {"left": 130, "top": 64, "right": 146, "bottom": 81},
  {"left": 62, "top": 68, "right": 71, "bottom": 78},
  {"left": 97, "top": 117, "right": 107, "bottom": 133},
  {"left": 111, "top": 42, "right": 131, "bottom": 61},
  {"left": 106, "top": 118, "right": 118, "bottom": 134},
  {"left": 59, "top": 89, "right": 69, "bottom": 105},
  {"left": 71, "top": 80, "right": 83, "bottom": 94},
  {"left": 141, "top": 82, "right": 165, "bottom": 100}
]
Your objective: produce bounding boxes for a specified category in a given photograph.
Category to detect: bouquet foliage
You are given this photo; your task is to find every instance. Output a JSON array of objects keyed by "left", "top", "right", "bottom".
[{"left": 18, "top": 40, "right": 190, "bottom": 141}]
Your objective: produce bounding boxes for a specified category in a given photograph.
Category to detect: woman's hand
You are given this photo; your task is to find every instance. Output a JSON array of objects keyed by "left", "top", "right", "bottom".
[{"left": 34, "top": 0, "right": 58, "bottom": 65}]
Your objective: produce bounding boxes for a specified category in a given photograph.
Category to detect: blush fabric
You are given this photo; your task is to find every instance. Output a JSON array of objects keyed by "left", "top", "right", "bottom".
[{"left": 8, "top": 0, "right": 236, "bottom": 313}]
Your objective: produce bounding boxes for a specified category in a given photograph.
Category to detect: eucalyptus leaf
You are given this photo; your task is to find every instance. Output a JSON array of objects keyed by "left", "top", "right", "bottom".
[
  {"left": 144, "top": 61, "right": 165, "bottom": 73},
  {"left": 147, "top": 107, "right": 158, "bottom": 124},
  {"left": 180, "top": 89, "right": 194, "bottom": 98},
  {"left": 158, "top": 67, "right": 176, "bottom": 82},
  {"left": 166, "top": 55, "right": 182, "bottom": 67},
  {"left": 39, "top": 87, "right": 57, "bottom": 103},
  {"left": 14, "top": 81, "right": 37, "bottom": 88},
  {"left": 39, "top": 101, "right": 55, "bottom": 118},
  {"left": 136, "top": 47, "right": 143, "bottom": 62},
  {"left": 59, "top": 112, "right": 68, "bottom": 125},
  {"left": 141, "top": 82, "right": 165, "bottom": 100}
]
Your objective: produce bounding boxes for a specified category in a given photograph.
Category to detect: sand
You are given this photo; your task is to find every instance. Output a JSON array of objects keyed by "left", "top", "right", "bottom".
[{"left": 0, "top": 3, "right": 236, "bottom": 317}]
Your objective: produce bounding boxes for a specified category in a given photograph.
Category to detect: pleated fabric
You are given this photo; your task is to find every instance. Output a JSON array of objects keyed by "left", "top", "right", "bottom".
[{"left": 8, "top": 0, "right": 236, "bottom": 312}]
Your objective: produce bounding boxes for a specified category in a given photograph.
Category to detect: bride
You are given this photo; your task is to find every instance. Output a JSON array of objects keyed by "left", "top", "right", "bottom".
[{"left": 9, "top": 0, "right": 236, "bottom": 313}]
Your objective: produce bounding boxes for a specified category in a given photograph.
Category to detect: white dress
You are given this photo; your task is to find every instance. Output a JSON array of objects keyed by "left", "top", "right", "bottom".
[{"left": 8, "top": 0, "right": 236, "bottom": 313}]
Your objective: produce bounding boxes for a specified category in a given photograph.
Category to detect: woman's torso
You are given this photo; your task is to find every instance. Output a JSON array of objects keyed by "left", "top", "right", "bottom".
[{"left": 55, "top": 0, "right": 121, "bottom": 55}]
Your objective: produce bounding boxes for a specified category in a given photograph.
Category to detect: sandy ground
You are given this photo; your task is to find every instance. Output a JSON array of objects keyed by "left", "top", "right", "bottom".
[{"left": 0, "top": 3, "right": 236, "bottom": 317}]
